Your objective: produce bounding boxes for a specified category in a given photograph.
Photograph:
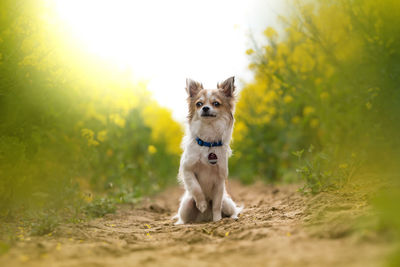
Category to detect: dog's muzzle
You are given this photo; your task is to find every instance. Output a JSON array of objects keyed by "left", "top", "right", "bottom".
[{"left": 201, "top": 112, "right": 216, "bottom": 117}]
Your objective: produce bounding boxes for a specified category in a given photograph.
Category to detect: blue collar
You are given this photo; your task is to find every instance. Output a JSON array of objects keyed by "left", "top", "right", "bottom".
[{"left": 195, "top": 137, "right": 223, "bottom": 147}]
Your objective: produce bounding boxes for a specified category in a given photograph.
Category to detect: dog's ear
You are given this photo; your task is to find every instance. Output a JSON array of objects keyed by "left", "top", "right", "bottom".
[
  {"left": 186, "top": 78, "right": 203, "bottom": 97},
  {"left": 218, "top": 76, "right": 235, "bottom": 97}
]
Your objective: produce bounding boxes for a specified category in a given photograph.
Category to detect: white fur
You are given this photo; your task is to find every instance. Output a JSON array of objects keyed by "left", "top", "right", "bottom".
[{"left": 175, "top": 83, "right": 243, "bottom": 224}]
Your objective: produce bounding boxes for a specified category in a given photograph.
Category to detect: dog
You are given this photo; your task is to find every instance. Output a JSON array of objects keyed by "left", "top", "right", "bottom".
[{"left": 174, "top": 76, "right": 242, "bottom": 224}]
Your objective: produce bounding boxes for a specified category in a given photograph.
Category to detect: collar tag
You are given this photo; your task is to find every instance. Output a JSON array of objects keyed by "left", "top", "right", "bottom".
[{"left": 208, "top": 153, "right": 218, "bottom": 165}]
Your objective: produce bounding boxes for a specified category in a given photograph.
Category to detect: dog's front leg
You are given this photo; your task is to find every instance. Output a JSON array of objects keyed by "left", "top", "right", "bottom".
[
  {"left": 213, "top": 154, "right": 229, "bottom": 222},
  {"left": 183, "top": 168, "right": 207, "bottom": 213},
  {"left": 212, "top": 180, "right": 224, "bottom": 222}
]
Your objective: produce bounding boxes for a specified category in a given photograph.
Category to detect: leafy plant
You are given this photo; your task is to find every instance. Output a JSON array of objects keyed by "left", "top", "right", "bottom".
[
  {"left": 30, "top": 215, "right": 60, "bottom": 236},
  {"left": 293, "top": 146, "right": 359, "bottom": 194},
  {"left": 84, "top": 198, "right": 116, "bottom": 218}
]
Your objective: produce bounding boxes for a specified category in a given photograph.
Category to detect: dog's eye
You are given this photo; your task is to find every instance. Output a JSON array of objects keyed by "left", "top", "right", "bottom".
[
  {"left": 213, "top": 102, "right": 221, "bottom": 107},
  {"left": 196, "top": 102, "right": 203, "bottom": 107}
]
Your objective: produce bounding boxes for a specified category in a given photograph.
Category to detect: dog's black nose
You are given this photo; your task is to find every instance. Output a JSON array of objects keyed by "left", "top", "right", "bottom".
[{"left": 202, "top": 106, "right": 210, "bottom": 112}]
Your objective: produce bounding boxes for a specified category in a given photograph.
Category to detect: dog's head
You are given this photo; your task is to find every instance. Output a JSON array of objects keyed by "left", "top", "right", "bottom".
[{"left": 185, "top": 77, "right": 236, "bottom": 123}]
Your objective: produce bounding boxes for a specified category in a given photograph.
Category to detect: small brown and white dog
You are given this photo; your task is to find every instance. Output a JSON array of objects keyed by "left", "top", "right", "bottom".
[{"left": 174, "top": 76, "right": 242, "bottom": 224}]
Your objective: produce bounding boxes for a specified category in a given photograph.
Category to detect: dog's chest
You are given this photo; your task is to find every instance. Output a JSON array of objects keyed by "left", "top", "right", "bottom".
[
  {"left": 191, "top": 147, "right": 225, "bottom": 199},
  {"left": 194, "top": 165, "right": 218, "bottom": 199}
]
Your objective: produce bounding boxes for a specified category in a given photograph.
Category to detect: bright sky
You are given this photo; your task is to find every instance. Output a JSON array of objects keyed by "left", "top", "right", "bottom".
[{"left": 54, "top": 0, "right": 284, "bottom": 122}]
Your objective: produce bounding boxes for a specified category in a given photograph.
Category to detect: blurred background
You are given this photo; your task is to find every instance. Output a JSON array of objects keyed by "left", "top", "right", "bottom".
[{"left": 1, "top": 0, "right": 400, "bottom": 264}]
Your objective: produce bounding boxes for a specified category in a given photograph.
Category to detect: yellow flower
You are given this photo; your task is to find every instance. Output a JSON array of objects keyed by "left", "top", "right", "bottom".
[
  {"left": 291, "top": 30, "right": 303, "bottom": 43},
  {"left": 234, "top": 121, "right": 247, "bottom": 142},
  {"left": 88, "top": 139, "right": 99, "bottom": 147},
  {"left": 82, "top": 192, "right": 93, "bottom": 203},
  {"left": 81, "top": 128, "right": 94, "bottom": 139},
  {"left": 261, "top": 114, "right": 272, "bottom": 124},
  {"left": 106, "top": 149, "right": 113, "bottom": 157},
  {"left": 264, "top": 27, "right": 278, "bottom": 38},
  {"left": 291, "top": 116, "right": 300, "bottom": 124},
  {"left": 303, "top": 106, "right": 315, "bottom": 116},
  {"left": 339, "top": 163, "right": 348, "bottom": 169},
  {"left": 109, "top": 114, "right": 126, "bottom": 127},
  {"left": 246, "top": 48, "right": 255, "bottom": 55},
  {"left": 310, "top": 118, "right": 319, "bottom": 128},
  {"left": 320, "top": 92, "right": 330, "bottom": 100},
  {"left": 248, "top": 63, "right": 256, "bottom": 69},
  {"left": 284, "top": 95, "right": 294, "bottom": 103},
  {"left": 148, "top": 145, "right": 157, "bottom": 154},
  {"left": 97, "top": 130, "right": 107, "bottom": 142},
  {"left": 277, "top": 44, "right": 289, "bottom": 57},
  {"left": 366, "top": 102, "right": 372, "bottom": 110}
]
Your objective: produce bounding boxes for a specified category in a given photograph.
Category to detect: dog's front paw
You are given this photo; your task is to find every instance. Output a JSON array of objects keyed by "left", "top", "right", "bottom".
[
  {"left": 213, "top": 212, "right": 222, "bottom": 222},
  {"left": 196, "top": 200, "right": 207, "bottom": 213}
]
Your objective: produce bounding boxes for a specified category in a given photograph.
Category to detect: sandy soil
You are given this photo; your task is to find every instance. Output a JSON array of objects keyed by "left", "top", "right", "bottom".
[{"left": 0, "top": 181, "right": 392, "bottom": 267}]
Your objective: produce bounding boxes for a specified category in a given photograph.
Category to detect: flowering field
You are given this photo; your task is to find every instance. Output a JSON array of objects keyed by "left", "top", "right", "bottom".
[
  {"left": 232, "top": 0, "right": 400, "bottom": 190},
  {"left": 0, "top": 0, "right": 182, "bottom": 228}
]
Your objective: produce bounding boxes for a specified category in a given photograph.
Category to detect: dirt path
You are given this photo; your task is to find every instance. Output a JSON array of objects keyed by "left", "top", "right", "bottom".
[{"left": 0, "top": 182, "right": 391, "bottom": 267}]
